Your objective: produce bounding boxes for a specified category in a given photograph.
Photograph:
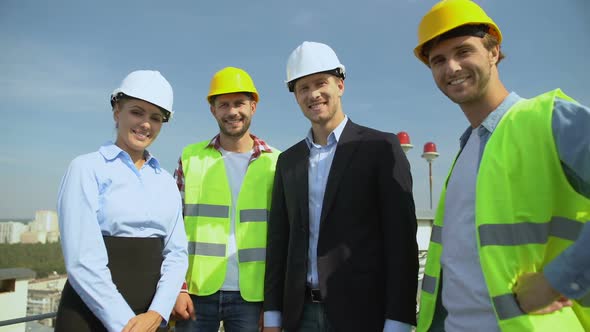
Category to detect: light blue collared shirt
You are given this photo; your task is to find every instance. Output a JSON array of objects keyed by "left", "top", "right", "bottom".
[
  {"left": 454, "top": 92, "right": 590, "bottom": 305},
  {"left": 544, "top": 97, "right": 590, "bottom": 298},
  {"left": 305, "top": 116, "right": 349, "bottom": 287},
  {"left": 545, "top": 222, "right": 590, "bottom": 299},
  {"left": 57, "top": 142, "right": 188, "bottom": 332}
]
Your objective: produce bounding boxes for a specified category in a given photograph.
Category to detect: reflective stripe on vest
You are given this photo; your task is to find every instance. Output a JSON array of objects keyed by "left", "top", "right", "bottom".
[
  {"left": 432, "top": 217, "right": 583, "bottom": 247},
  {"left": 240, "top": 209, "right": 268, "bottom": 222},
  {"left": 238, "top": 248, "right": 266, "bottom": 263},
  {"left": 184, "top": 204, "right": 229, "bottom": 218},
  {"left": 492, "top": 293, "right": 524, "bottom": 320},
  {"left": 184, "top": 205, "right": 267, "bottom": 221},
  {"left": 422, "top": 274, "right": 437, "bottom": 294},
  {"left": 430, "top": 225, "right": 442, "bottom": 244},
  {"left": 188, "top": 242, "right": 226, "bottom": 257},
  {"left": 479, "top": 217, "right": 584, "bottom": 246}
]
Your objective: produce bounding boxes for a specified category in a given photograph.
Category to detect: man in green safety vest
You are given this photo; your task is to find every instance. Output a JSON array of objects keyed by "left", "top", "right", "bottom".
[
  {"left": 413, "top": 0, "right": 590, "bottom": 331},
  {"left": 172, "top": 67, "right": 280, "bottom": 332}
]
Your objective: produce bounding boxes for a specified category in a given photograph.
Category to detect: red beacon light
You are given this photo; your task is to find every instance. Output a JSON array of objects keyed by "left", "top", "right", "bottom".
[
  {"left": 397, "top": 131, "right": 413, "bottom": 153},
  {"left": 422, "top": 142, "right": 439, "bottom": 162},
  {"left": 422, "top": 141, "right": 439, "bottom": 209}
]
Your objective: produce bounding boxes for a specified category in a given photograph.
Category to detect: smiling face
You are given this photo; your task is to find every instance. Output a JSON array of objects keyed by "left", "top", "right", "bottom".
[
  {"left": 293, "top": 73, "right": 344, "bottom": 129},
  {"left": 210, "top": 92, "right": 256, "bottom": 139},
  {"left": 428, "top": 35, "right": 500, "bottom": 106},
  {"left": 113, "top": 97, "right": 164, "bottom": 160}
]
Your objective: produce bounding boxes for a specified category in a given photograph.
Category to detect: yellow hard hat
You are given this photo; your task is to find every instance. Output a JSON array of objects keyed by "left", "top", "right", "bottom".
[
  {"left": 414, "top": 0, "right": 502, "bottom": 65},
  {"left": 207, "top": 67, "right": 259, "bottom": 103}
]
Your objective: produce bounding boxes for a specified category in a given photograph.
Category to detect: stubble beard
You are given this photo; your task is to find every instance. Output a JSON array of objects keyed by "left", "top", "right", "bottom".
[
  {"left": 219, "top": 117, "right": 251, "bottom": 138},
  {"left": 444, "top": 67, "right": 491, "bottom": 106}
]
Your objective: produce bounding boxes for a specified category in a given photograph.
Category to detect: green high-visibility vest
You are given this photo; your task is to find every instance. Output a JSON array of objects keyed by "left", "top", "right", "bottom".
[
  {"left": 181, "top": 140, "right": 279, "bottom": 301},
  {"left": 417, "top": 89, "right": 590, "bottom": 332}
]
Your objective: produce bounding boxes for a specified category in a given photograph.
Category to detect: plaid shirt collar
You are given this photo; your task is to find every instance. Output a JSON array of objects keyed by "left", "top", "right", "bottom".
[{"left": 207, "top": 133, "right": 272, "bottom": 164}]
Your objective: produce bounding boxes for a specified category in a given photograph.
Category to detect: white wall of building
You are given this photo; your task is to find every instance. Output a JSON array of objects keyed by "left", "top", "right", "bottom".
[
  {"left": 416, "top": 210, "right": 434, "bottom": 252},
  {"left": 0, "top": 279, "right": 30, "bottom": 332},
  {"left": 416, "top": 210, "right": 434, "bottom": 311},
  {"left": 28, "top": 275, "right": 67, "bottom": 292},
  {"left": 32, "top": 211, "right": 58, "bottom": 233},
  {"left": 0, "top": 222, "right": 27, "bottom": 244},
  {"left": 27, "top": 275, "right": 67, "bottom": 328}
]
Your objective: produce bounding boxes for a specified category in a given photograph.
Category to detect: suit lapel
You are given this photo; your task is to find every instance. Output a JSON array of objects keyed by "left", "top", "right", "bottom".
[
  {"left": 293, "top": 141, "right": 310, "bottom": 233},
  {"left": 320, "top": 120, "right": 362, "bottom": 226}
]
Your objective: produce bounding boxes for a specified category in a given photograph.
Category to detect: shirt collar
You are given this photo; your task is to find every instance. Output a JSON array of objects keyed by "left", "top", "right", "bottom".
[
  {"left": 98, "top": 141, "right": 161, "bottom": 169},
  {"left": 206, "top": 133, "right": 273, "bottom": 164},
  {"left": 305, "top": 115, "right": 348, "bottom": 148},
  {"left": 459, "top": 92, "right": 522, "bottom": 148}
]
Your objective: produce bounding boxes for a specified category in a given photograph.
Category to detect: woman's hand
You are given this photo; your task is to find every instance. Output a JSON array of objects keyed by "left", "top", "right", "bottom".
[{"left": 122, "top": 310, "right": 163, "bottom": 332}]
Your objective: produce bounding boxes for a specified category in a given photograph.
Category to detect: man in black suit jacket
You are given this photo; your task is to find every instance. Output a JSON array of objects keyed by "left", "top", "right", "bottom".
[{"left": 263, "top": 41, "right": 418, "bottom": 332}]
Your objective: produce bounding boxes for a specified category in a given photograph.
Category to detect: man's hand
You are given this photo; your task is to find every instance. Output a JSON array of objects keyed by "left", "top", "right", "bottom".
[
  {"left": 514, "top": 272, "right": 573, "bottom": 314},
  {"left": 171, "top": 292, "right": 196, "bottom": 321},
  {"left": 122, "top": 310, "right": 162, "bottom": 332}
]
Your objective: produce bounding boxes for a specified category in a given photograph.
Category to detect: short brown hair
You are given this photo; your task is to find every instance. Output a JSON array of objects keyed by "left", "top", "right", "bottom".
[
  {"left": 482, "top": 33, "right": 505, "bottom": 64},
  {"left": 209, "top": 92, "right": 255, "bottom": 106}
]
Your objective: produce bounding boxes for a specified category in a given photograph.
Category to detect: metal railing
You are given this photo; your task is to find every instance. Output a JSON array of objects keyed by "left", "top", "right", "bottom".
[{"left": 0, "top": 312, "right": 56, "bottom": 327}]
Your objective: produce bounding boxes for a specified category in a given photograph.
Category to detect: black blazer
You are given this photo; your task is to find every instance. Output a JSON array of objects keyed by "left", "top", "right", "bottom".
[{"left": 264, "top": 120, "right": 418, "bottom": 332}]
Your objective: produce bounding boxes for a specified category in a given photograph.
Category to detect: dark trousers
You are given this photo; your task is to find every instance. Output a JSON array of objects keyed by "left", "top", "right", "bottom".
[
  {"left": 174, "top": 291, "right": 262, "bottom": 332},
  {"left": 287, "top": 302, "right": 334, "bottom": 332}
]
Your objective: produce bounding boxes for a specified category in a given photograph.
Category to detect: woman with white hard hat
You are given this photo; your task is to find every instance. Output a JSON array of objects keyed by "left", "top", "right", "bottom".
[{"left": 55, "top": 70, "right": 188, "bottom": 332}]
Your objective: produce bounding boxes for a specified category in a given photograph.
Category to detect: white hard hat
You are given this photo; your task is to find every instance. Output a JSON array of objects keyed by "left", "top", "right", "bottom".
[
  {"left": 110, "top": 70, "right": 174, "bottom": 122},
  {"left": 286, "top": 41, "right": 346, "bottom": 92}
]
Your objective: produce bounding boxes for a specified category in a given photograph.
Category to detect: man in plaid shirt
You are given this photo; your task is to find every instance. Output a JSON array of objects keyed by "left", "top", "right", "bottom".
[{"left": 171, "top": 67, "right": 280, "bottom": 332}]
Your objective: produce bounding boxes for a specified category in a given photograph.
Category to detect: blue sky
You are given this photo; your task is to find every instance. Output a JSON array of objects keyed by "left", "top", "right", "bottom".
[{"left": 1, "top": 0, "right": 589, "bottom": 219}]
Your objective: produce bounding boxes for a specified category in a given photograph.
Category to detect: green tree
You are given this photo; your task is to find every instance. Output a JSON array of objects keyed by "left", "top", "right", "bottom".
[{"left": 0, "top": 242, "right": 65, "bottom": 278}]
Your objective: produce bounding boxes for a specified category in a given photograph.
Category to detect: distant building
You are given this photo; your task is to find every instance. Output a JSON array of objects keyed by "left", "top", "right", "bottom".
[
  {"left": 24, "top": 321, "right": 53, "bottom": 332},
  {"left": 27, "top": 274, "right": 66, "bottom": 328},
  {"left": 31, "top": 211, "right": 58, "bottom": 234},
  {"left": 19, "top": 232, "right": 46, "bottom": 245},
  {"left": 416, "top": 209, "right": 435, "bottom": 253},
  {"left": 0, "top": 268, "right": 36, "bottom": 332},
  {"left": 18, "top": 211, "right": 59, "bottom": 245},
  {"left": 45, "top": 232, "right": 59, "bottom": 244},
  {"left": 0, "top": 222, "right": 27, "bottom": 244}
]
